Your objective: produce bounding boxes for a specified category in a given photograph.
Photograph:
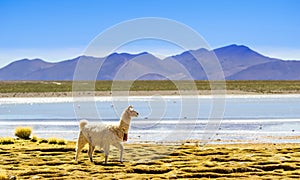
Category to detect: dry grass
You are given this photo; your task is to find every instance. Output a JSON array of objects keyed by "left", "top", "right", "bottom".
[
  {"left": 1, "top": 80, "right": 300, "bottom": 94},
  {"left": 0, "top": 137, "right": 14, "bottom": 145},
  {"left": 0, "top": 139, "right": 299, "bottom": 179},
  {"left": 31, "top": 135, "right": 38, "bottom": 142},
  {"left": 0, "top": 171, "right": 8, "bottom": 180},
  {"left": 14, "top": 127, "right": 32, "bottom": 140},
  {"left": 47, "top": 137, "right": 59, "bottom": 144},
  {"left": 47, "top": 137, "right": 66, "bottom": 145}
]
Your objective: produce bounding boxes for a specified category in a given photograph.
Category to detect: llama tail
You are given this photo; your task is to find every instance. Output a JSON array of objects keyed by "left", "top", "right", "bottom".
[{"left": 79, "top": 120, "right": 88, "bottom": 130}]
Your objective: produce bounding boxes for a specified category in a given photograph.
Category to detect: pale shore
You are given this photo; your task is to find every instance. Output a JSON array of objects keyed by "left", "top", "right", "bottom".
[{"left": 1, "top": 90, "right": 300, "bottom": 98}]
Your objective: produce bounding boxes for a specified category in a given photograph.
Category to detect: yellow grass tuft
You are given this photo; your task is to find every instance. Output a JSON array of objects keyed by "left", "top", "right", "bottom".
[
  {"left": 47, "top": 138, "right": 66, "bottom": 145},
  {"left": 48, "top": 138, "right": 58, "bottom": 144},
  {"left": 31, "top": 135, "right": 38, "bottom": 142},
  {"left": 0, "top": 171, "right": 8, "bottom": 180},
  {"left": 14, "top": 127, "right": 32, "bottom": 139},
  {"left": 38, "top": 139, "right": 48, "bottom": 144},
  {"left": 57, "top": 139, "right": 66, "bottom": 145},
  {"left": 0, "top": 137, "right": 14, "bottom": 145}
]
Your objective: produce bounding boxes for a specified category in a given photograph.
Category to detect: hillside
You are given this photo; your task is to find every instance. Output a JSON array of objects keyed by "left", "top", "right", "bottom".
[{"left": 0, "top": 44, "right": 299, "bottom": 80}]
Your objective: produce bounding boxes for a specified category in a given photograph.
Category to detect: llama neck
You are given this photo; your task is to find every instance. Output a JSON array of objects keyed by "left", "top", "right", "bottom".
[{"left": 119, "top": 114, "right": 131, "bottom": 134}]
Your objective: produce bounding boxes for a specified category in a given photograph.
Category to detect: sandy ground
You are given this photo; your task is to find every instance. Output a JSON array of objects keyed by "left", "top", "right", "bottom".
[{"left": 0, "top": 139, "right": 299, "bottom": 179}]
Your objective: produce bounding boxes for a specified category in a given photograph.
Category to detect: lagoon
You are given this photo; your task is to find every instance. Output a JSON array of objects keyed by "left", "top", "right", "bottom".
[{"left": 1, "top": 95, "right": 300, "bottom": 144}]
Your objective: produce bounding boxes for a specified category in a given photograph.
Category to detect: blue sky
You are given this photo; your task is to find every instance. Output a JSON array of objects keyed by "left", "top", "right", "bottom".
[{"left": 0, "top": 0, "right": 299, "bottom": 67}]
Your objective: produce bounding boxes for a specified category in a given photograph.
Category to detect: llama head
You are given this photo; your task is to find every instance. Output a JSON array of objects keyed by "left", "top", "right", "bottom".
[
  {"left": 127, "top": 105, "right": 139, "bottom": 117},
  {"left": 121, "top": 105, "right": 139, "bottom": 125}
]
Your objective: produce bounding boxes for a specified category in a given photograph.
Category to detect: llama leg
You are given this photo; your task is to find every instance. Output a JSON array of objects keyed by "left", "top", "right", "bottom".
[
  {"left": 104, "top": 154, "right": 108, "bottom": 164},
  {"left": 88, "top": 143, "right": 95, "bottom": 162},
  {"left": 104, "top": 146, "right": 110, "bottom": 164},
  {"left": 75, "top": 132, "right": 88, "bottom": 161},
  {"left": 118, "top": 143, "right": 124, "bottom": 163}
]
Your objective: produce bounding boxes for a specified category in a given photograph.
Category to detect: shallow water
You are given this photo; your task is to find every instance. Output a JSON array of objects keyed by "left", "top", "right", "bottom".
[{"left": 0, "top": 95, "right": 300, "bottom": 144}]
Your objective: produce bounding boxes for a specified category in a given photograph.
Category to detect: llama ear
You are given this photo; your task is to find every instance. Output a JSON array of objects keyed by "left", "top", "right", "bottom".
[{"left": 128, "top": 105, "right": 133, "bottom": 111}]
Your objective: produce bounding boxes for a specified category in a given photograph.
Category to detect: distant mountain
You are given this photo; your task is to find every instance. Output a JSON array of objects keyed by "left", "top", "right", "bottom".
[
  {"left": 166, "top": 48, "right": 208, "bottom": 79},
  {"left": 228, "top": 60, "right": 300, "bottom": 80},
  {"left": 168, "top": 44, "right": 281, "bottom": 79},
  {"left": 0, "top": 58, "right": 55, "bottom": 80},
  {"left": 214, "top": 44, "right": 278, "bottom": 77},
  {"left": 0, "top": 44, "right": 299, "bottom": 80}
]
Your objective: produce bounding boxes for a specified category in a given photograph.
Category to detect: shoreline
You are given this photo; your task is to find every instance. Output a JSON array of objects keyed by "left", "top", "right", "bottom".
[
  {"left": 1, "top": 93, "right": 300, "bottom": 105},
  {"left": 1, "top": 90, "right": 300, "bottom": 98}
]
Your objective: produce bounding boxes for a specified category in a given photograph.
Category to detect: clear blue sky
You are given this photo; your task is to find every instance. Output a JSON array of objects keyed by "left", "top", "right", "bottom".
[{"left": 0, "top": 0, "right": 299, "bottom": 67}]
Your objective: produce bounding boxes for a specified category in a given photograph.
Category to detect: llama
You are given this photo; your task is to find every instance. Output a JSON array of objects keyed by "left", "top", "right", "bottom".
[{"left": 75, "top": 105, "right": 138, "bottom": 164}]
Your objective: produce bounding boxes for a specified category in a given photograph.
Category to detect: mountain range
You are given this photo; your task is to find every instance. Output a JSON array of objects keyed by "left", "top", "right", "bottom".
[{"left": 1, "top": 44, "right": 300, "bottom": 80}]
